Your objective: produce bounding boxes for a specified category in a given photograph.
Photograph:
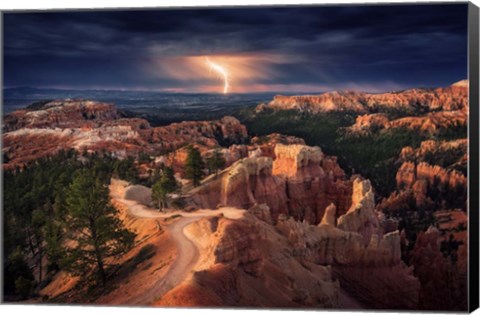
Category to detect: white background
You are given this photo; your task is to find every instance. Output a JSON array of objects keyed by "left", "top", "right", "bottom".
[{"left": 0, "top": 0, "right": 479, "bottom": 315}]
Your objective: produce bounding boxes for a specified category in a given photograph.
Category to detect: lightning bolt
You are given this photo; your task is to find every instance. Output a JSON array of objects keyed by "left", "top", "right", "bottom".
[{"left": 205, "top": 58, "right": 230, "bottom": 94}]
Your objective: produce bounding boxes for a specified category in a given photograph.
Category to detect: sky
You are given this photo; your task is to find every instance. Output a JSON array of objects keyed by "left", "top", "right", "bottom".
[{"left": 3, "top": 4, "right": 469, "bottom": 94}]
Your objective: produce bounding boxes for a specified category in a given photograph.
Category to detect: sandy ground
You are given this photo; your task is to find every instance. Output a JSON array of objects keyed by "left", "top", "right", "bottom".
[
  {"left": 39, "top": 195, "right": 175, "bottom": 305},
  {"left": 110, "top": 179, "right": 245, "bottom": 305}
]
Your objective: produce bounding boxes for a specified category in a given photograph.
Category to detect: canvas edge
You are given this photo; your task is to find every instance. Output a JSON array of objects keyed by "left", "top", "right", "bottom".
[
  {"left": 0, "top": 1, "right": 476, "bottom": 312},
  {"left": 1, "top": 9, "right": 5, "bottom": 305},
  {"left": 468, "top": 1, "right": 479, "bottom": 313}
]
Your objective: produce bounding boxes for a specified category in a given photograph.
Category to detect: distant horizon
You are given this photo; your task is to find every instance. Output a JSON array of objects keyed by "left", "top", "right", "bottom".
[{"left": 3, "top": 78, "right": 468, "bottom": 96}]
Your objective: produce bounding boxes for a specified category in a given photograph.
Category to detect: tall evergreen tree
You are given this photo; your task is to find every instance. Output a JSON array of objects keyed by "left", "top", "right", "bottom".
[
  {"left": 206, "top": 148, "right": 226, "bottom": 178},
  {"left": 44, "top": 218, "right": 64, "bottom": 272},
  {"left": 31, "top": 206, "right": 48, "bottom": 282},
  {"left": 185, "top": 146, "right": 204, "bottom": 187},
  {"left": 151, "top": 167, "right": 178, "bottom": 211},
  {"left": 63, "top": 169, "right": 136, "bottom": 286},
  {"left": 4, "top": 247, "right": 35, "bottom": 298}
]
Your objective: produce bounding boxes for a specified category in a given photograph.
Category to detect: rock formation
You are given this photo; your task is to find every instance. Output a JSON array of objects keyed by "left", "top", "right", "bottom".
[
  {"left": 376, "top": 136, "right": 468, "bottom": 311},
  {"left": 3, "top": 99, "right": 120, "bottom": 132},
  {"left": 410, "top": 226, "right": 467, "bottom": 310},
  {"left": 346, "top": 113, "right": 390, "bottom": 135},
  {"left": 190, "top": 143, "right": 352, "bottom": 224},
  {"left": 251, "top": 133, "right": 306, "bottom": 158},
  {"left": 259, "top": 80, "right": 467, "bottom": 114},
  {"left": 274, "top": 178, "right": 420, "bottom": 309},
  {"left": 337, "top": 179, "right": 379, "bottom": 244},
  {"left": 319, "top": 203, "right": 336, "bottom": 226},
  {"left": 379, "top": 139, "right": 467, "bottom": 222},
  {"left": 158, "top": 214, "right": 340, "bottom": 308},
  {"left": 2, "top": 100, "right": 248, "bottom": 169},
  {"left": 396, "top": 161, "right": 466, "bottom": 196},
  {"left": 190, "top": 157, "right": 290, "bottom": 219},
  {"left": 345, "top": 110, "right": 467, "bottom": 135}
]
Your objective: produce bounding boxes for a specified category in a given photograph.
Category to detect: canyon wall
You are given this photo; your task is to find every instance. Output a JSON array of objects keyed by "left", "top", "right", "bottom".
[{"left": 190, "top": 143, "right": 352, "bottom": 224}]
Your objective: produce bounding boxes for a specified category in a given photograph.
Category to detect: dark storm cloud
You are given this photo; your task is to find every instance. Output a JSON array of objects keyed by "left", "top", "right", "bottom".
[{"left": 3, "top": 4, "right": 468, "bottom": 92}]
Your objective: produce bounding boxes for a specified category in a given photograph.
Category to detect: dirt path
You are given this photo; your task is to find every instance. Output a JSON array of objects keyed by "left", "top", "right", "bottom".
[
  {"left": 111, "top": 180, "right": 244, "bottom": 305},
  {"left": 125, "top": 215, "right": 200, "bottom": 305}
]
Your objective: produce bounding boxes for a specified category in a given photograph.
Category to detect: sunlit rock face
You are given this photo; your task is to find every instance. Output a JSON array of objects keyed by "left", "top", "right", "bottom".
[
  {"left": 190, "top": 143, "right": 352, "bottom": 224},
  {"left": 220, "top": 157, "right": 288, "bottom": 215},
  {"left": 2, "top": 99, "right": 249, "bottom": 169},
  {"left": 337, "top": 178, "right": 379, "bottom": 245},
  {"left": 265, "top": 92, "right": 368, "bottom": 113},
  {"left": 319, "top": 203, "right": 336, "bottom": 227},
  {"left": 260, "top": 80, "right": 467, "bottom": 114},
  {"left": 384, "top": 138, "right": 468, "bottom": 213},
  {"left": 396, "top": 162, "right": 467, "bottom": 198},
  {"left": 272, "top": 144, "right": 323, "bottom": 177},
  {"left": 3, "top": 99, "right": 120, "bottom": 132},
  {"left": 157, "top": 133, "right": 306, "bottom": 178},
  {"left": 273, "top": 144, "right": 351, "bottom": 223},
  {"left": 245, "top": 134, "right": 308, "bottom": 168},
  {"left": 189, "top": 156, "right": 290, "bottom": 219}
]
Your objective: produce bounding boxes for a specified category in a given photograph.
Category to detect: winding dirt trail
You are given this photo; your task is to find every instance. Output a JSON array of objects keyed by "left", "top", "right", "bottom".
[
  {"left": 125, "top": 215, "right": 200, "bottom": 305},
  {"left": 111, "top": 180, "right": 364, "bottom": 308},
  {"left": 110, "top": 181, "right": 244, "bottom": 305}
]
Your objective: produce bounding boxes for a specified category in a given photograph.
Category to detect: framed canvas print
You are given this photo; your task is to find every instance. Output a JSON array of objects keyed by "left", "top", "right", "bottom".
[{"left": 1, "top": 1, "right": 479, "bottom": 313}]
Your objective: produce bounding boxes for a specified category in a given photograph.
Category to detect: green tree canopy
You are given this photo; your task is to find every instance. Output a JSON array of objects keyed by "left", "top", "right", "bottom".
[
  {"left": 206, "top": 148, "right": 226, "bottom": 177},
  {"left": 4, "top": 247, "right": 35, "bottom": 298},
  {"left": 185, "top": 145, "right": 204, "bottom": 187},
  {"left": 63, "top": 169, "right": 136, "bottom": 286},
  {"left": 151, "top": 166, "right": 178, "bottom": 211}
]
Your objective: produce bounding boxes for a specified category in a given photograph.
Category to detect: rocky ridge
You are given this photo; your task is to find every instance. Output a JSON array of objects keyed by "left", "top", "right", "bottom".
[
  {"left": 3, "top": 99, "right": 120, "bottom": 132},
  {"left": 2, "top": 100, "right": 248, "bottom": 169},
  {"left": 258, "top": 80, "right": 467, "bottom": 114},
  {"left": 346, "top": 110, "right": 467, "bottom": 135},
  {"left": 190, "top": 143, "right": 352, "bottom": 224}
]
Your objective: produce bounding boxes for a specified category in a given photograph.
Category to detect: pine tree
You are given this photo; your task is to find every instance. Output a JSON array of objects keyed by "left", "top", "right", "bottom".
[
  {"left": 31, "top": 206, "right": 47, "bottom": 282},
  {"left": 44, "top": 218, "right": 64, "bottom": 272},
  {"left": 206, "top": 148, "right": 226, "bottom": 178},
  {"left": 185, "top": 146, "right": 204, "bottom": 187},
  {"left": 63, "top": 169, "right": 136, "bottom": 286},
  {"left": 151, "top": 167, "right": 178, "bottom": 211},
  {"left": 4, "top": 247, "right": 35, "bottom": 298}
]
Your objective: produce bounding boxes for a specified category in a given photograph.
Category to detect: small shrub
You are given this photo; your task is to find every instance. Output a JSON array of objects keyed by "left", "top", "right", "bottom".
[{"left": 15, "top": 276, "right": 34, "bottom": 300}]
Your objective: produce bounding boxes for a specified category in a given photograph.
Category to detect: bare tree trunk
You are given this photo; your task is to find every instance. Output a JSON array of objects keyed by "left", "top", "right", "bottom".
[
  {"left": 26, "top": 228, "right": 36, "bottom": 256},
  {"left": 38, "top": 245, "right": 43, "bottom": 283},
  {"left": 90, "top": 220, "right": 107, "bottom": 287},
  {"left": 96, "top": 254, "right": 107, "bottom": 287}
]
